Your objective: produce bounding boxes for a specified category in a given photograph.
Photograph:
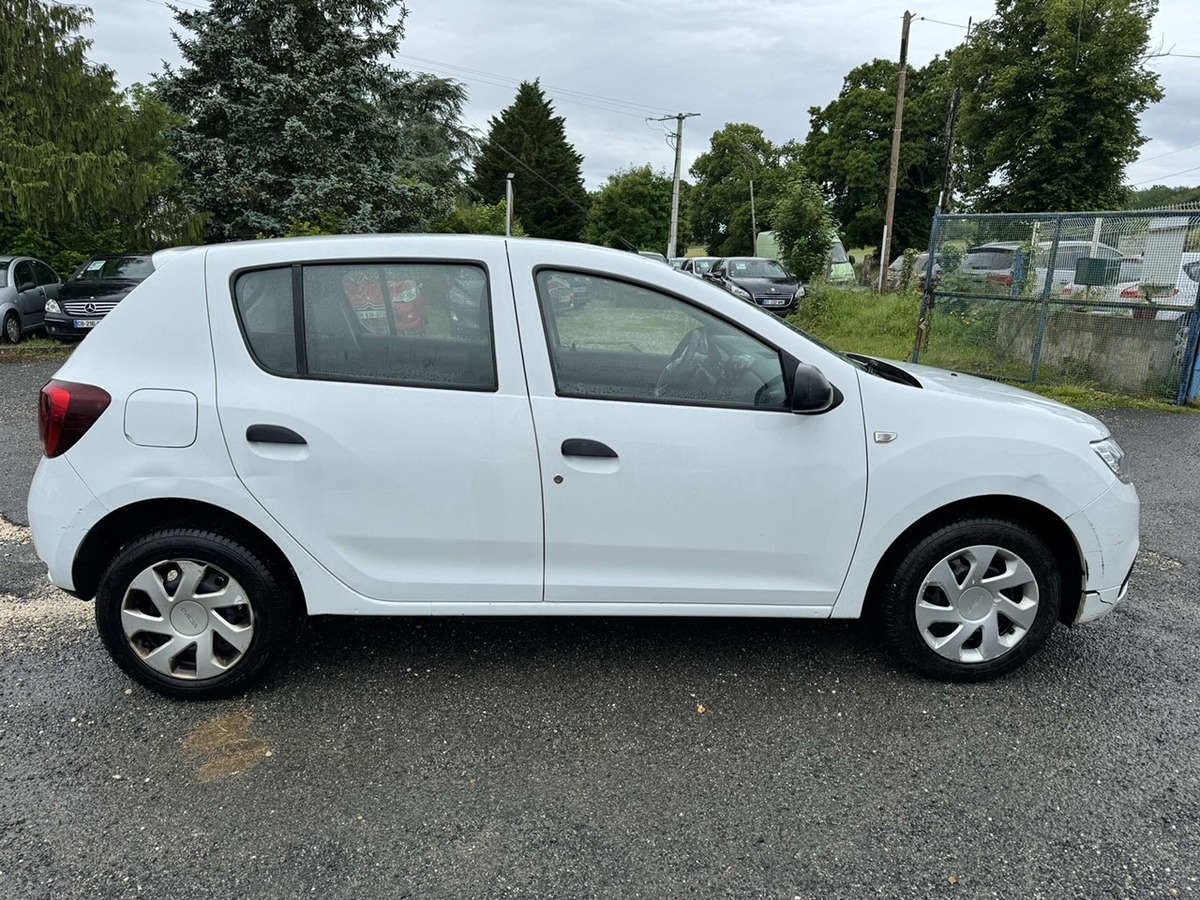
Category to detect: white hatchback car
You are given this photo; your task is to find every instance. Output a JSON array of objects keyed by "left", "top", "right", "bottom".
[{"left": 27, "top": 236, "right": 1139, "bottom": 699}]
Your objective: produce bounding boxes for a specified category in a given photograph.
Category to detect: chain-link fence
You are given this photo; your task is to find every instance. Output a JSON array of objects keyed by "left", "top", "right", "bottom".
[{"left": 914, "top": 208, "right": 1200, "bottom": 404}]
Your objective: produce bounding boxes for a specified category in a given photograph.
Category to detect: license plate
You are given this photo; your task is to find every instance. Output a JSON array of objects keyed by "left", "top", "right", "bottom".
[{"left": 73, "top": 319, "right": 101, "bottom": 329}]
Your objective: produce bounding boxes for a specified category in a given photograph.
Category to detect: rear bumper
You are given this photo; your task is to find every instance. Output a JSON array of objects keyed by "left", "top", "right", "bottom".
[
  {"left": 1066, "top": 478, "right": 1140, "bottom": 624},
  {"left": 27, "top": 455, "right": 108, "bottom": 592}
]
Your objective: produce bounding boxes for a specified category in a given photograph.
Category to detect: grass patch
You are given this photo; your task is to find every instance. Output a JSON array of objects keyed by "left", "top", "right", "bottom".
[
  {"left": 789, "top": 285, "right": 1199, "bottom": 413},
  {"left": 0, "top": 336, "right": 74, "bottom": 363}
]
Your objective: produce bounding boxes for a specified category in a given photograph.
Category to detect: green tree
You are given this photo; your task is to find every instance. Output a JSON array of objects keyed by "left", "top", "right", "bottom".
[
  {"left": 955, "top": 0, "right": 1163, "bottom": 212},
  {"left": 584, "top": 165, "right": 676, "bottom": 251},
  {"left": 770, "top": 173, "right": 836, "bottom": 281},
  {"left": 157, "top": 0, "right": 468, "bottom": 241},
  {"left": 1126, "top": 184, "right": 1200, "bottom": 209},
  {"left": 688, "top": 124, "right": 780, "bottom": 257},
  {"left": 0, "top": 1, "right": 199, "bottom": 273},
  {"left": 435, "top": 199, "right": 526, "bottom": 236},
  {"left": 470, "top": 81, "right": 588, "bottom": 241},
  {"left": 803, "top": 57, "right": 952, "bottom": 252}
]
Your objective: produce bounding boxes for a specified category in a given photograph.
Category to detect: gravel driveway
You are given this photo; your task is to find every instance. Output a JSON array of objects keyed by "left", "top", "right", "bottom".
[{"left": 1, "top": 357, "right": 1197, "bottom": 898}]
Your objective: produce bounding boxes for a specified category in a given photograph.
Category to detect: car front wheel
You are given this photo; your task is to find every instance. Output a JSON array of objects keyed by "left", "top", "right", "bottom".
[
  {"left": 95, "top": 527, "right": 299, "bottom": 699},
  {"left": 879, "top": 517, "right": 1062, "bottom": 681}
]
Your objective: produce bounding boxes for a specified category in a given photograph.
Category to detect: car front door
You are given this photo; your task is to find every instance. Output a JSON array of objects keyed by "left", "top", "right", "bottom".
[
  {"left": 506, "top": 242, "right": 868, "bottom": 611},
  {"left": 208, "top": 240, "right": 544, "bottom": 606},
  {"left": 12, "top": 260, "right": 39, "bottom": 330}
]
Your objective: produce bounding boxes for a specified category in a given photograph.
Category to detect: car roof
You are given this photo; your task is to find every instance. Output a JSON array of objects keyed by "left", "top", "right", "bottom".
[{"left": 967, "top": 242, "right": 1023, "bottom": 251}]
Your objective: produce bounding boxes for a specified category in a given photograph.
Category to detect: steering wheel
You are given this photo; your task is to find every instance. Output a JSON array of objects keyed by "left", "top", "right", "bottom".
[{"left": 655, "top": 327, "right": 717, "bottom": 398}]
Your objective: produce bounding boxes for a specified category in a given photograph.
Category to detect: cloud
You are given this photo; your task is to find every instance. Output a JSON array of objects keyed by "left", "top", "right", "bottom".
[{"left": 84, "top": 0, "right": 1200, "bottom": 193}]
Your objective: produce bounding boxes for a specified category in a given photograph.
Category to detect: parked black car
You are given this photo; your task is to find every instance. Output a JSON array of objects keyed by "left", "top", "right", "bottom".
[
  {"left": 704, "top": 257, "right": 805, "bottom": 315},
  {"left": 44, "top": 254, "right": 156, "bottom": 341}
]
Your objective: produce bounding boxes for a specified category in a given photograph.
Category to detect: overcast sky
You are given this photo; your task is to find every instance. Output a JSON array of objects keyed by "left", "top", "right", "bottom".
[{"left": 88, "top": 0, "right": 1200, "bottom": 193}]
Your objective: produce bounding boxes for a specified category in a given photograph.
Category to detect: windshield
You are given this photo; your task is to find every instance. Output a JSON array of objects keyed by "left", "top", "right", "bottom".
[
  {"left": 72, "top": 256, "right": 155, "bottom": 281},
  {"left": 829, "top": 239, "right": 849, "bottom": 265},
  {"left": 728, "top": 259, "right": 790, "bottom": 279},
  {"left": 693, "top": 259, "right": 715, "bottom": 274}
]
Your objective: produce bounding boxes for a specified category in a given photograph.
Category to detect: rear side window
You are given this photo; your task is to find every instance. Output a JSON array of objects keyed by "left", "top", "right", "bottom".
[
  {"left": 233, "top": 261, "right": 496, "bottom": 391},
  {"left": 34, "top": 261, "right": 59, "bottom": 286},
  {"left": 235, "top": 268, "right": 296, "bottom": 374},
  {"left": 13, "top": 261, "right": 33, "bottom": 288}
]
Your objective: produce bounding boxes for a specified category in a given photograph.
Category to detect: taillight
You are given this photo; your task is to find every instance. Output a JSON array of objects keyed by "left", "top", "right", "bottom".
[
  {"left": 988, "top": 273, "right": 1014, "bottom": 287},
  {"left": 1120, "top": 287, "right": 1141, "bottom": 298},
  {"left": 38, "top": 380, "right": 111, "bottom": 458}
]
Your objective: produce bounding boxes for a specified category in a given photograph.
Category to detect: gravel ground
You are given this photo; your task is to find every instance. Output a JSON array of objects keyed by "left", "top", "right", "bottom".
[{"left": 1, "top": 358, "right": 1197, "bottom": 899}]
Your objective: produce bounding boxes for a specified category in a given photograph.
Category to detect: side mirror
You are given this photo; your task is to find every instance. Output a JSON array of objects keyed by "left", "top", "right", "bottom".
[
  {"left": 18, "top": 281, "right": 36, "bottom": 293},
  {"left": 791, "top": 363, "right": 841, "bottom": 415}
]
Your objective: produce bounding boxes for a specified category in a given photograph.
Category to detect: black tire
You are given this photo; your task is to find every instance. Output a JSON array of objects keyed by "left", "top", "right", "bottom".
[
  {"left": 879, "top": 517, "right": 1062, "bottom": 682},
  {"left": 95, "top": 527, "right": 300, "bottom": 700},
  {"left": 2, "top": 312, "right": 20, "bottom": 344}
]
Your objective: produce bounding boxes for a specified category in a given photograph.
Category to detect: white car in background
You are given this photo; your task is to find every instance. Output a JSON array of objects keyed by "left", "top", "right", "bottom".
[
  {"left": 1061, "top": 255, "right": 1198, "bottom": 320},
  {"left": 27, "top": 236, "right": 1138, "bottom": 699}
]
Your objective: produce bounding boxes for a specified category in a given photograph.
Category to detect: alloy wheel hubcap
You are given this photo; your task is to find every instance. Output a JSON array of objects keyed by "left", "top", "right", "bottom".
[
  {"left": 915, "top": 544, "right": 1039, "bottom": 663},
  {"left": 5, "top": 317, "right": 17, "bottom": 341},
  {"left": 120, "top": 559, "right": 254, "bottom": 680}
]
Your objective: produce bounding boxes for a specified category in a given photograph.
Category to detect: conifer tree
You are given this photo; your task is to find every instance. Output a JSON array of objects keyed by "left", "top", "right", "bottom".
[
  {"left": 0, "top": 0, "right": 197, "bottom": 271},
  {"left": 157, "top": 0, "right": 469, "bottom": 241},
  {"left": 471, "top": 81, "right": 588, "bottom": 241}
]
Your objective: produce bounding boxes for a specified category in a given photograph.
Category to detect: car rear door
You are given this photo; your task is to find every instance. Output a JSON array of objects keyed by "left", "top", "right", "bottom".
[
  {"left": 506, "top": 240, "right": 868, "bottom": 611},
  {"left": 207, "top": 237, "right": 544, "bottom": 606}
]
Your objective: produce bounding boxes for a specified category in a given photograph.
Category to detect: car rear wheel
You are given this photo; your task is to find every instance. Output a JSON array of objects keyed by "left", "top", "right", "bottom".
[
  {"left": 2, "top": 312, "right": 20, "bottom": 344},
  {"left": 95, "top": 527, "right": 299, "bottom": 699},
  {"left": 879, "top": 517, "right": 1062, "bottom": 681}
]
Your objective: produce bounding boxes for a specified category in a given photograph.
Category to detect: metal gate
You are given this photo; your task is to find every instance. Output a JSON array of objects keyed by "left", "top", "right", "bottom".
[{"left": 913, "top": 208, "right": 1200, "bottom": 404}]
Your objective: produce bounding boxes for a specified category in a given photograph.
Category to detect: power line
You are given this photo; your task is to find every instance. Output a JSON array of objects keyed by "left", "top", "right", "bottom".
[
  {"left": 394, "top": 53, "right": 675, "bottom": 117},
  {"left": 1138, "top": 139, "right": 1200, "bottom": 164},
  {"left": 1129, "top": 163, "right": 1200, "bottom": 187},
  {"left": 916, "top": 16, "right": 970, "bottom": 29}
]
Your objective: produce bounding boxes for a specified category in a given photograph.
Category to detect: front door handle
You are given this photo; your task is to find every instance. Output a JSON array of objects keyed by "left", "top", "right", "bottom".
[
  {"left": 561, "top": 438, "right": 617, "bottom": 459},
  {"left": 247, "top": 424, "right": 307, "bottom": 445}
]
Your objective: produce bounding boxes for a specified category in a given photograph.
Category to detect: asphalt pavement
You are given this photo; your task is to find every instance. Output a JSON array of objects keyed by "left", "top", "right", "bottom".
[{"left": 1, "top": 357, "right": 1197, "bottom": 899}]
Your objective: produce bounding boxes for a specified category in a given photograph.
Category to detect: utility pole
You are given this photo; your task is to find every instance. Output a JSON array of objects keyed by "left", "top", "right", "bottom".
[
  {"left": 879, "top": 9, "right": 913, "bottom": 291},
  {"left": 938, "top": 18, "right": 972, "bottom": 213},
  {"left": 651, "top": 112, "right": 699, "bottom": 259},
  {"left": 505, "top": 173, "right": 514, "bottom": 237},
  {"left": 749, "top": 180, "right": 758, "bottom": 253}
]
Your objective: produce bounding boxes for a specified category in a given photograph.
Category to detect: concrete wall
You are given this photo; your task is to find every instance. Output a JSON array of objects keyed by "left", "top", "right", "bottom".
[{"left": 998, "top": 307, "right": 1183, "bottom": 395}]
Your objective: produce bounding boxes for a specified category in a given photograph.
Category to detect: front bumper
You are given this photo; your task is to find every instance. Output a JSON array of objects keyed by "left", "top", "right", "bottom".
[
  {"left": 44, "top": 311, "right": 107, "bottom": 341},
  {"left": 1066, "top": 478, "right": 1140, "bottom": 624}
]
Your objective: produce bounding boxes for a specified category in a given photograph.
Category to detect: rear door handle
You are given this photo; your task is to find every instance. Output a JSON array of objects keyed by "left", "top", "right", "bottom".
[
  {"left": 246, "top": 424, "right": 307, "bottom": 445},
  {"left": 561, "top": 438, "right": 617, "bottom": 459}
]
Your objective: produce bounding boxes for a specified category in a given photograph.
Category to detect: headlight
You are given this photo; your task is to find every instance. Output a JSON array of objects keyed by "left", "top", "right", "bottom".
[
  {"left": 793, "top": 286, "right": 807, "bottom": 301},
  {"left": 45, "top": 298, "right": 61, "bottom": 314},
  {"left": 729, "top": 284, "right": 751, "bottom": 301},
  {"left": 1091, "top": 437, "right": 1128, "bottom": 482}
]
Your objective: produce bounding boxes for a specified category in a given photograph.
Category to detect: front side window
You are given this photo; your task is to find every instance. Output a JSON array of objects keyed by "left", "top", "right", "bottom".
[
  {"left": 233, "top": 261, "right": 496, "bottom": 391},
  {"left": 536, "top": 270, "right": 787, "bottom": 409}
]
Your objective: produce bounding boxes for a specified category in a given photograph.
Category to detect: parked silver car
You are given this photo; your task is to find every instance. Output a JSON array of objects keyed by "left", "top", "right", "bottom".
[{"left": 0, "top": 255, "right": 61, "bottom": 344}]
